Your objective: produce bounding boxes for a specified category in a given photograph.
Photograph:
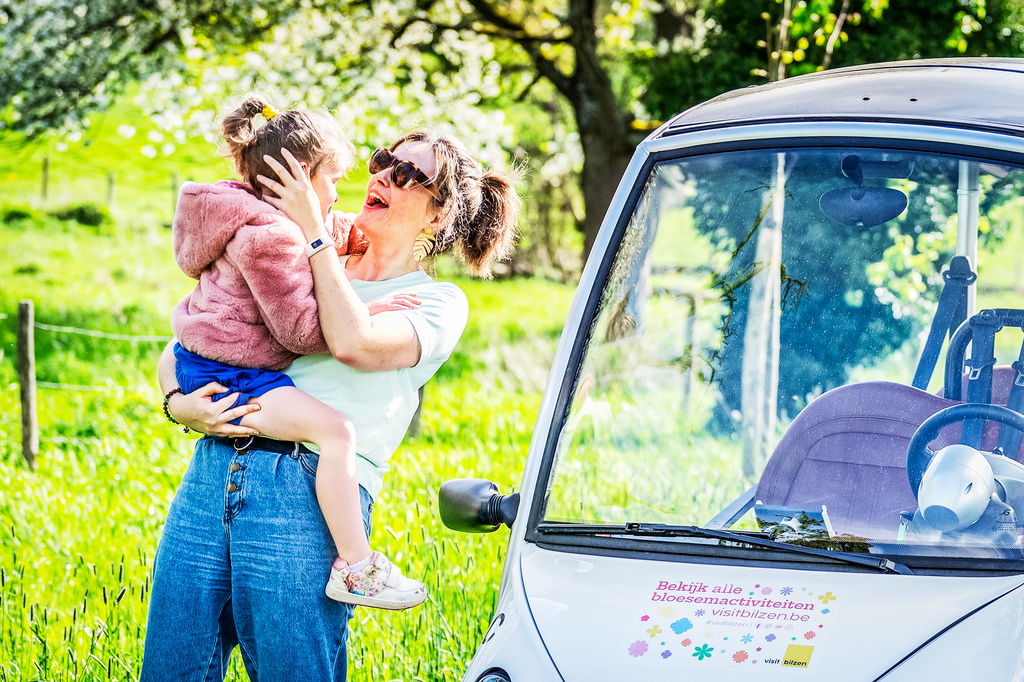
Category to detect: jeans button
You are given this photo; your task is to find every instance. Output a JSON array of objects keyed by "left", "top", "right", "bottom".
[
  {"left": 229, "top": 462, "right": 244, "bottom": 473},
  {"left": 227, "top": 482, "right": 240, "bottom": 493}
]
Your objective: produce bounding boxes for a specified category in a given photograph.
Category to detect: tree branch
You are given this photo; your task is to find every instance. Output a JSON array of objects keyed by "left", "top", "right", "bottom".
[
  {"left": 461, "top": 0, "right": 575, "bottom": 100},
  {"left": 389, "top": 0, "right": 442, "bottom": 45},
  {"left": 822, "top": 0, "right": 850, "bottom": 71},
  {"left": 426, "top": 18, "right": 569, "bottom": 45},
  {"left": 464, "top": 0, "right": 527, "bottom": 35}
]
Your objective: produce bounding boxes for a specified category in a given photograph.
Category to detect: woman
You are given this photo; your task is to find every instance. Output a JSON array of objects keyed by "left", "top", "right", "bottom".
[{"left": 142, "top": 130, "right": 520, "bottom": 681}]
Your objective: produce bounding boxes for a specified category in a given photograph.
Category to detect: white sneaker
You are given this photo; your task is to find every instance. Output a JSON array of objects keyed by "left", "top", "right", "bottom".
[{"left": 325, "top": 551, "right": 427, "bottom": 610}]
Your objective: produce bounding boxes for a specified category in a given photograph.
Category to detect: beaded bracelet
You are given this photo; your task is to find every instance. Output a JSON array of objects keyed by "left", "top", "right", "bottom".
[{"left": 162, "top": 387, "right": 190, "bottom": 433}]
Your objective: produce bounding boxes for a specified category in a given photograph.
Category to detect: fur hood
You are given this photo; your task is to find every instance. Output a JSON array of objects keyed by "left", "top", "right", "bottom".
[{"left": 171, "top": 180, "right": 367, "bottom": 370}]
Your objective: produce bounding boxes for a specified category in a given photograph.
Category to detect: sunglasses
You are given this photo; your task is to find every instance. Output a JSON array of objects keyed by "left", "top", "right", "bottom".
[{"left": 369, "top": 148, "right": 440, "bottom": 198}]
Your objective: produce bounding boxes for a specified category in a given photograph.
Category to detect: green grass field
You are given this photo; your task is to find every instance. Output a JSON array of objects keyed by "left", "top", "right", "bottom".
[
  {"left": 5, "top": 98, "right": 1024, "bottom": 681},
  {"left": 0, "top": 99, "right": 372, "bottom": 231},
  {"left": 0, "top": 203, "right": 575, "bottom": 681},
  {"left": 0, "top": 101, "right": 578, "bottom": 681}
]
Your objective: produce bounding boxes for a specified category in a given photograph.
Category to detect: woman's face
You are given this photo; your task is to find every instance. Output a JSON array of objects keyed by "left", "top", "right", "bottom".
[
  {"left": 310, "top": 156, "right": 346, "bottom": 220},
  {"left": 356, "top": 142, "right": 438, "bottom": 238}
]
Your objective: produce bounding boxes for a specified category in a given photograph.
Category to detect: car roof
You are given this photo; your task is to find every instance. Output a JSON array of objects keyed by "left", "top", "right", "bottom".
[{"left": 660, "top": 58, "right": 1024, "bottom": 137}]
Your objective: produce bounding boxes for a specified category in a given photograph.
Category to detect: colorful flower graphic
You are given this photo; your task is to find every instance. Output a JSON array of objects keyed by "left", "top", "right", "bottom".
[
  {"left": 733, "top": 651, "right": 749, "bottom": 663},
  {"left": 693, "top": 644, "right": 714, "bottom": 660},
  {"left": 818, "top": 591, "right": 836, "bottom": 604},
  {"left": 659, "top": 607, "right": 676, "bottom": 618},
  {"left": 661, "top": 650, "right": 672, "bottom": 659},
  {"left": 640, "top": 615, "right": 650, "bottom": 621},
  {"left": 681, "top": 639, "right": 692, "bottom": 647},
  {"left": 670, "top": 618, "right": 694, "bottom": 635},
  {"left": 780, "top": 586, "right": 793, "bottom": 596},
  {"left": 741, "top": 634, "right": 753, "bottom": 644},
  {"left": 628, "top": 640, "right": 649, "bottom": 657},
  {"left": 804, "top": 631, "right": 816, "bottom": 640},
  {"left": 761, "top": 587, "right": 773, "bottom": 595},
  {"left": 647, "top": 625, "right": 663, "bottom": 637},
  {"left": 695, "top": 609, "right": 705, "bottom": 617},
  {"left": 765, "top": 634, "right": 776, "bottom": 642}
]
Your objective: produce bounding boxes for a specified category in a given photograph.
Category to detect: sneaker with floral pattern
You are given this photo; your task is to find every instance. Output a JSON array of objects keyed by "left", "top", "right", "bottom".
[{"left": 324, "top": 551, "right": 427, "bottom": 610}]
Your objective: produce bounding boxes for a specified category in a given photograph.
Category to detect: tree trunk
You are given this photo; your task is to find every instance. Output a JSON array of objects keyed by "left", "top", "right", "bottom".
[
  {"left": 578, "top": 127, "right": 635, "bottom": 262},
  {"left": 740, "top": 153, "right": 785, "bottom": 479},
  {"left": 565, "top": 0, "right": 644, "bottom": 264}
]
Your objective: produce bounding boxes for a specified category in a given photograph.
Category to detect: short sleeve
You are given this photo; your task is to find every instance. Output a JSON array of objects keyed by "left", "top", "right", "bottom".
[{"left": 400, "top": 282, "right": 469, "bottom": 369}]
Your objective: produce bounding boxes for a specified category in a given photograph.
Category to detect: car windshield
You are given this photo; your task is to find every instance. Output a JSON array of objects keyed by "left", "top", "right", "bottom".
[{"left": 540, "top": 144, "right": 1024, "bottom": 566}]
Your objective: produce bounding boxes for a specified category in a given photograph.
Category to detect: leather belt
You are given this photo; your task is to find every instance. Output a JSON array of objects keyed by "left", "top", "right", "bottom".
[{"left": 225, "top": 435, "right": 312, "bottom": 455}]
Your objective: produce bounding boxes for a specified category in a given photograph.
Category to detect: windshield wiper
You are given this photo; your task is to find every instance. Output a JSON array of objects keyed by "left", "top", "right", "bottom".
[{"left": 537, "top": 522, "right": 913, "bottom": 575}]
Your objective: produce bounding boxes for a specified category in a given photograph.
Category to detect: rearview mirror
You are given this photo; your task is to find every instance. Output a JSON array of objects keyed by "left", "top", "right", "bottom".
[{"left": 439, "top": 478, "right": 520, "bottom": 533}]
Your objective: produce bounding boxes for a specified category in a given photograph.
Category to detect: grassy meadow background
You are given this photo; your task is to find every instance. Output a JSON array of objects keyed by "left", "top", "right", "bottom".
[
  {"left": 0, "top": 107, "right": 575, "bottom": 681},
  {"left": 5, "top": 101, "right": 1024, "bottom": 682}
]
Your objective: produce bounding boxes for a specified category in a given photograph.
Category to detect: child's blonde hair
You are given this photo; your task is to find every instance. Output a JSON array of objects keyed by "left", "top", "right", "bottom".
[{"left": 219, "top": 93, "right": 355, "bottom": 199}]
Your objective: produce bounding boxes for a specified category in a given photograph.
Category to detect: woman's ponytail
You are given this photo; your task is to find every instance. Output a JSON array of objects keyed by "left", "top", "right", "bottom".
[
  {"left": 391, "top": 131, "right": 522, "bottom": 278},
  {"left": 457, "top": 169, "right": 521, "bottom": 278}
]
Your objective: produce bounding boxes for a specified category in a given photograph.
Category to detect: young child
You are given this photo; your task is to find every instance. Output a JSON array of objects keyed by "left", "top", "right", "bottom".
[{"left": 169, "top": 93, "right": 426, "bottom": 610}]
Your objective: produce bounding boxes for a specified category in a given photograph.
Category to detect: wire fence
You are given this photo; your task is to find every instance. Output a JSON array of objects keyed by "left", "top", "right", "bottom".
[
  {"left": 31, "top": 320, "right": 170, "bottom": 392},
  {"left": 31, "top": 321, "right": 169, "bottom": 393},
  {"left": 13, "top": 299, "right": 427, "bottom": 464},
  {"left": 33, "top": 322, "right": 173, "bottom": 344},
  {"left": 14, "top": 300, "right": 169, "bottom": 467}
]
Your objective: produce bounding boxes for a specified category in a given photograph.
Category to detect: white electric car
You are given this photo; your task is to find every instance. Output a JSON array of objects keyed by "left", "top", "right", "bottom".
[{"left": 440, "top": 58, "right": 1024, "bottom": 681}]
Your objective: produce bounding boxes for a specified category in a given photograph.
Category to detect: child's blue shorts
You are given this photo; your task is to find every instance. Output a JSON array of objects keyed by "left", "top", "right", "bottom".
[{"left": 173, "top": 343, "right": 295, "bottom": 425}]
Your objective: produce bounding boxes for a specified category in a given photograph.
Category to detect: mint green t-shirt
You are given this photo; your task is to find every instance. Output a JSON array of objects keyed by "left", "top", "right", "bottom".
[{"left": 284, "top": 267, "right": 468, "bottom": 500}]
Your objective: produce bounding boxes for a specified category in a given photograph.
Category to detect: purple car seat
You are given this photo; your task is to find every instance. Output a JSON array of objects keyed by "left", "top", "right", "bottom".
[{"left": 754, "top": 368, "right": 1023, "bottom": 540}]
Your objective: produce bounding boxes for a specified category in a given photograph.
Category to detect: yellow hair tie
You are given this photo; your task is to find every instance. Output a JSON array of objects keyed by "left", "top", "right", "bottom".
[{"left": 261, "top": 105, "right": 278, "bottom": 121}]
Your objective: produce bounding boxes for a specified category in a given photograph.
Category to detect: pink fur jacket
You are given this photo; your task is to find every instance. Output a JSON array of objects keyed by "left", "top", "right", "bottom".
[{"left": 171, "top": 180, "right": 368, "bottom": 371}]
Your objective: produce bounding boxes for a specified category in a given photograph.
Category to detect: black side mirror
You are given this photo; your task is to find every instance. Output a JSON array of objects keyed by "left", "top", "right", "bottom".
[{"left": 439, "top": 478, "right": 520, "bottom": 533}]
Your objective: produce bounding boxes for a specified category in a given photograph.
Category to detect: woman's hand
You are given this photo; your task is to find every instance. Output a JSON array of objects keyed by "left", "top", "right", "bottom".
[
  {"left": 256, "top": 149, "right": 326, "bottom": 240},
  {"left": 168, "top": 383, "right": 261, "bottom": 438}
]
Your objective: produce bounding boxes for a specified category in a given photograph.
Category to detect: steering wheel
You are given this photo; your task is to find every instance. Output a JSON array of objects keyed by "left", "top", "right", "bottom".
[{"left": 907, "top": 403, "right": 1024, "bottom": 496}]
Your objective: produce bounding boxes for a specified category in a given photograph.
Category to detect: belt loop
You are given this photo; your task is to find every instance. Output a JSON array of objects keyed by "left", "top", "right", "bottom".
[{"left": 231, "top": 435, "right": 255, "bottom": 452}]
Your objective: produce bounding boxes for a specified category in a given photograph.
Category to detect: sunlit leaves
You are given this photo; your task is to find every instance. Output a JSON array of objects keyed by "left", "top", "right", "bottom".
[{"left": 0, "top": 0, "right": 309, "bottom": 137}]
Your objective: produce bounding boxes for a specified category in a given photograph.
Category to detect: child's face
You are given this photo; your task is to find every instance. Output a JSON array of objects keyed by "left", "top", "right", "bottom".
[{"left": 310, "top": 158, "right": 346, "bottom": 220}]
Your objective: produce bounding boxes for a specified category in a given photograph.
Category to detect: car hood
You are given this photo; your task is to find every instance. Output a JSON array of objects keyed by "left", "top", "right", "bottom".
[{"left": 519, "top": 544, "right": 1024, "bottom": 680}]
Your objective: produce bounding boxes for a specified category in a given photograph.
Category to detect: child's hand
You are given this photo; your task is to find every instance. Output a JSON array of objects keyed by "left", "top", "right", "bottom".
[
  {"left": 367, "top": 293, "right": 421, "bottom": 315},
  {"left": 256, "top": 149, "right": 325, "bottom": 240}
]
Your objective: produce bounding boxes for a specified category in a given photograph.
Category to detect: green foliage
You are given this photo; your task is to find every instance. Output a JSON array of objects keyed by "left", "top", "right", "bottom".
[
  {"left": 635, "top": 0, "right": 1024, "bottom": 122},
  {"left": 0, "top": 0, "right": 308, "bottom": 136},
  {"left": 48, "top": 203, "right": 112, "bottom": 228},
  {"left": 834, "top": 0, "right": 1024, "bottom": 64},
  {"left": 2, "top": 206, "right": 42, "bottom": 225},
  {"left": 0, "top": 96, "right": 361, "bottom": 230},
  {"left": 0, "top": 214, "right": 573, "bottom": 680}
]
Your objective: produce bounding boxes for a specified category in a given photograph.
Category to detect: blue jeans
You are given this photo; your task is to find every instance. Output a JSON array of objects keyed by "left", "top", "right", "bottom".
[{"left": 140, "top": 436, "right": 373, "bottom": 681}]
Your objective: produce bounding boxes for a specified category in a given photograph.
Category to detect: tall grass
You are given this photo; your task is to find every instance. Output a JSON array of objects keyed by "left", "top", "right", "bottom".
[
  {"left": 0, "top": 211, "right": 574, "bottom": 681},
  {"left": 0, "top": 99, "right": 372, "bottom": 231}
]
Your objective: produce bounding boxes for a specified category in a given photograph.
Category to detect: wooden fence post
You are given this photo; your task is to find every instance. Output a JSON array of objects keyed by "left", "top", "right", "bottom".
[
  {"left": 171, "top": 172, "right": 180, "bottom": 219},
  {"left": 17, "top": 300, "right": 38, "bottom": 470},
  {"left": 107, "top": 171, "right": 116, "bottom": 209},
  {"left": 41, "top": 156, "right": 49, "bottom": 206}
]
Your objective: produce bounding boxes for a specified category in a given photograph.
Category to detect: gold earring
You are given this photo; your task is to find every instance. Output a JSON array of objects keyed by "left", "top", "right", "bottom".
[{"left": 413, "top": 227, "right": 436, "bottom": 262}]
